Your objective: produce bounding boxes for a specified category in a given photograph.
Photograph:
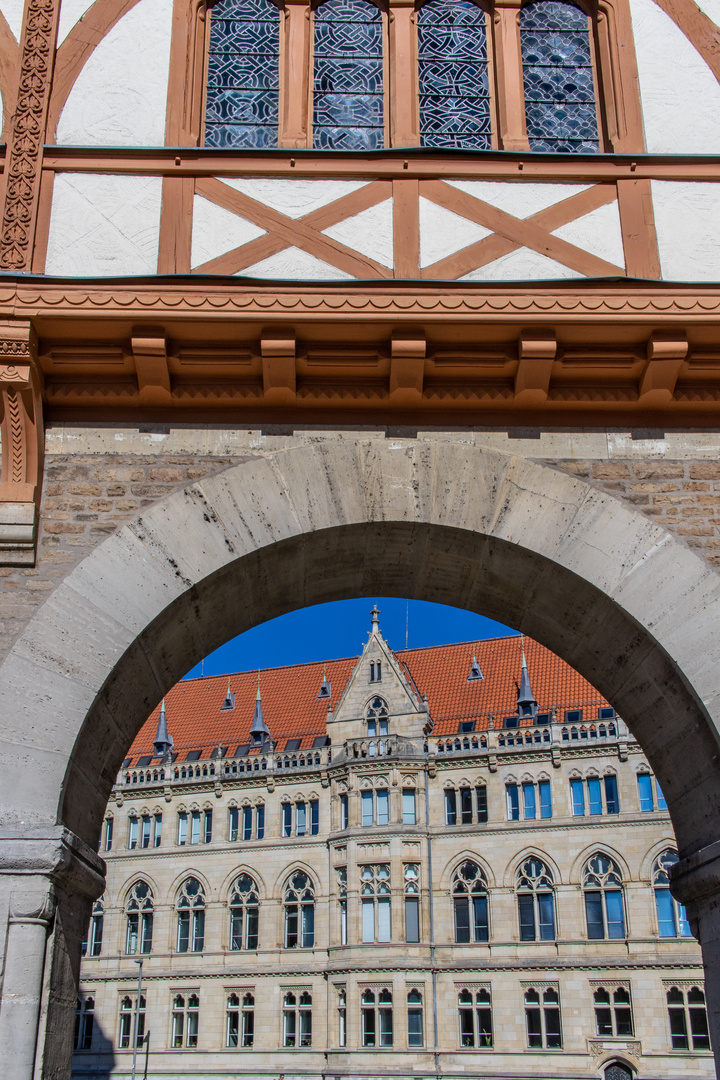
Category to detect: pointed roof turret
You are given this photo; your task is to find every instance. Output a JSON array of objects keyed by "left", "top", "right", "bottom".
[
  {"left": 152, "top": 698, "right": 174, "bottom": 761},
  {"left": 317, "top": 663, "right": 331, "bottom": 700},
  {"left": 250, "top": 680, "right": 272, "bottom": 747},
  {"left": 467, "top": 651, "right": 483, "bottom": 682},
  {"left": 516, "top": 643, "right": 538, "bottom": 719},
  {"left": 370, "top": 604, "right": 380, "bottom": 633}
]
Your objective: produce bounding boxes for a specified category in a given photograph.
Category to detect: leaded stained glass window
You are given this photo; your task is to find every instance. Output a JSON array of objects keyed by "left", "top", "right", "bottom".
[
  {"left": 205, "top": 0, "right": 280, "bottom": 149},
  {"left": 313, "top": 0, "right": 384, "bottom": 150},
  {"left": 418, "top": 0, "right": 491, "bottom": 150},
  {"left": 520, "top": 0, "right": 600, "bottom": 153}
]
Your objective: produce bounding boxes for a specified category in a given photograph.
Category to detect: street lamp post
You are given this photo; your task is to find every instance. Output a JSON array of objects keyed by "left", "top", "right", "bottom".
[{"left": 131, "top": 958, "right": 143, "bottom": 1080}]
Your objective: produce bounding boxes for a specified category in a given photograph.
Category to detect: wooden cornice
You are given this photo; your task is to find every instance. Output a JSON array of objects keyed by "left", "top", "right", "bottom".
[{"left": 0, "top": 276, "right": 717, "bottom": 428}]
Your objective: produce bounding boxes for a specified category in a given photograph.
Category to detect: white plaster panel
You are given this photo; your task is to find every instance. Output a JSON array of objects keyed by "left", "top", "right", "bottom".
[
  {"left": 0, "top": 0, "right": 23, "bottom": 41},
  {"left": 696, "top": 0, "right": 720, "bottom": 29},
  {"left": 418, "top": 197, "right": 492, "bottom": 268},
  {"left": 630, "top": 0, "right": 720, "bottom": 153},
  {"left": 651, "top": 180, "right": 720, "bottom": 280},
  {"left": 322, "top": 199, "right": 394, "bottom": 268},
  {"left": 45, "top": 173, "right": 162, "bottom": 276},
  {"left": 56, "top": 0, "right": 172, "bottom": 146},
  {"left": 447, "top": 180, "right": 590, "bottom": 219},
  {"left": 221, "top": 178, "right": 370, "bottom": 218},
  {"left": 58, "top": 0, "right": 96, "bottom": 46},
  {"left": 241, "top": 246, "right": 354, "bottom": 279},
  {"left": 551, "top": 201, "right": 625, "bottom": 269},
  {"left": 191, "top": 195, "right": 266, "bottom": 270},
  {"left": 459, "top": 247, "right": 584, "bottom": 281}
]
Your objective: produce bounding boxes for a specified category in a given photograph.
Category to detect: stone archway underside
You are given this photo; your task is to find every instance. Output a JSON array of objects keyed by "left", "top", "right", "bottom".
[{"left": 3, "top": 437, "right": 720, "bottom": 1078}]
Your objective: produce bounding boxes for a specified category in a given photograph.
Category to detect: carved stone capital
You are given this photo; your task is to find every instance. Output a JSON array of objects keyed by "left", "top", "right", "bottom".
[
  {"left": 0, "top": 319, "right": 43, "bottom": 566},
  {"left": 9, "top": 882, "right": 55, "bottom": 926},
  {"left": 0, "top": 827, "right": 105, "bottom": 903}
]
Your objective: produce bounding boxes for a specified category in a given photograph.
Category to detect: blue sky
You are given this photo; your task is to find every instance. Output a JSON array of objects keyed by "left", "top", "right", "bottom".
[{"left": 184, "top": 598, "right": 518, "bottom": 679}]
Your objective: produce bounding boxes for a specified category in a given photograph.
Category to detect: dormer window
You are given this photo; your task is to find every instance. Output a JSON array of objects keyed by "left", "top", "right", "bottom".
[
  {"left": 370, "top": 661, "right": 382, "bottom": 683},
  {"left": 221, "top": 692, "right": 235, "bottom": 711},
  {"left": 366, "top": 696, "right": 389, "bottom": 737}
]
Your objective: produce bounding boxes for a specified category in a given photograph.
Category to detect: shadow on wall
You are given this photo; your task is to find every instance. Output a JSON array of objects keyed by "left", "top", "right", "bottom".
[{"left": 72, "top": 1018, "right": 116, "bottom": 1079}]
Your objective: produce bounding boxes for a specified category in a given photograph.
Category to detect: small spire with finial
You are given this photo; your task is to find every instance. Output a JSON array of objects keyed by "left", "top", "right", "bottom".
[
  {"left": 317, "top": 661, "right": 331, "bottom": 700},
  {"left": 467, "top": 646, "right": 483, "bottom": 682},
  {"left": 153, "top": 697, "right": 174, "bottom": 761},
  {"left": 370, "top": 604, "right": 380, "bottom": 634}
]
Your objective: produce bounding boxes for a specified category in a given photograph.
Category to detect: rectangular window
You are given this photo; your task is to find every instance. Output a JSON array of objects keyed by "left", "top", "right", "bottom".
[
  {"left": 473, "top": 895, "right": 489, "bottom": 942},
  {"left": 588, "top": 777, "right": 602, "bottom": 816},
  {"left": 518, "top": 894, "right": 535, "bottom": 941},
  {"left": 507, "top": 784, "right": 520, "bottom": 821},
  {"left": 445, "top": 789, "right": 457, "bottom": 826},
  {"left": 204, "top": 809, "right": 212, "bottom": 844},
  {"left": 282, "top": 803, "right": 292, "bottom": 837},
  {"left": 405, "top": 897, "right": 420, "bottom": 943},
  {"left": 638, "top": 773, "right": 654, "bottom": 811},
  {"left": 656, "top": 781, "right": 668, "bottom": 811},
  {"left": 526, "top": 1005, "right": 542, "bottom": 1047},
  {"left": 362, "top": 899, "right": 375, "bottom": 943},
  {"left": 379, "top": 1005, "right": 393, "bottom": 1046},
  {"left": 460, "top": 788, "right": 473, "bottom": 824},
  {"left": 455, "top": 897, "right": 471, "bottom": 944},
  {"left": 154, "top": 812, "right": 162, "bottom": 847},
  {"left": 571, "top": 779, "right": 585, "bottom": 816},
  {"left": 229, "top": 807, "right": 239, "bottom": 842},
  {"left": 539, "top": 780, "right": 552, "bottom": 818},
  {"left": 178, "top": 812, "right": 187, "bottom": 846},
  {"left": 90, "top": 915, "right": 103, "bottom": 957},
  {"left": 190, "top": 810, "right": 201, "bottom": 845},
  {"left": 376, "top": 789, "right": 389, "bottom": 826},
  {"left": 141, "top": 816, "right": 151, "bottom": 849},
  {"left": 604, "top": 775, "right": 620, "bottom": 814},
  {"left": 378, "top": 898, "right": 391, "bottom": 942},
  {"left": 476, "top": 786, "right": 488, "bottom": 823},
  {"left": 656, "top": 889, "right": 677, "bottom": 937},
  {"left": 242, "top": 805, "right": 252, "bottom": 841},
  {"left": 585, "top": 891, "right": 604, "bottom": 939},
  {"left": 606, "top": 890, "right": 625, "bottom": 938},
  {"left": 340, "top": 899, "right": 347, "bottom": 945},
  {"left": 256, "top": 804, "right": 265, "bottom": 839},
  {"left": 340, "top": 793, "right": 349, "bottom": 830},
  {"left": 141, "top": 913, "right": 153, "bottom": 953},
  {"left": 402, "top": 789, "right": 417, "bottom": 825},
  {"left": 104, "top": 818, "right": 113, "bottom": 851},
  {"left": 362, "top": 791, "right": 374, "bottom": 827},
  {"left": 538, "top": 894, "right": 555, "bottom": 941},
  {"left": 177, "top": 911, "right": 190, "bottom": 952},
  {"left": 129, "top": 818, "right": 138, "bottom": 850},
  {"left": 408, "top": 1005, "right": 423, "bottom": 1046},
  {"left": 311, "top": 799, "right": 319, "bottom": 835},
  {"left": 523, "top": 783, "right": 536, "bottom": 820},
  {"left": 296, "top": 802, "right": 307, "bottom": 836}
]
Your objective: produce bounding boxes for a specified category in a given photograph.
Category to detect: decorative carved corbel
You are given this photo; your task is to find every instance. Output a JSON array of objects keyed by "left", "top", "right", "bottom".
[
  {"left": 261, "top": 329, "right": 296, "bottom": 406},
  {"left": 390, "top": 330, "right": 425, "bottom": 407},
  {"left": 0, "top": 320, "right": 43, "bottom": 566},
  {"left": 514, "top": 330, "right": 557, "bottom": 407}
]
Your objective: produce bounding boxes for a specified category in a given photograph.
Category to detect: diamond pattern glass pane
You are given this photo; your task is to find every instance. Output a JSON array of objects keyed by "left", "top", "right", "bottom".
[
  {"left": 418, "top": 0, "right": 491, "bottom": 150},
  {"left": 520, "top": 0, "right": 599, "bottom": 153},
  {"left": 205, "top": 0, "right": 280, "bottom": 149},
  {"left": 313, "top": 0, "right": 384, "bottom": 150}
]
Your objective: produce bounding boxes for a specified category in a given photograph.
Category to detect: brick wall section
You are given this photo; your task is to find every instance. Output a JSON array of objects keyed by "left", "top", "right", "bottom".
[
  {"left": 0, "top": 454, "right": 243, "bottom": 658},
  {"left": 550, "top": 459, "right": 720, "bottom": 568}
]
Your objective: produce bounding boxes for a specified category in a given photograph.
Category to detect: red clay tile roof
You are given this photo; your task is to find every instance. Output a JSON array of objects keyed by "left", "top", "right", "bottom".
[{"left": 125, "top": 636, "right": 610, "bottom": 767}]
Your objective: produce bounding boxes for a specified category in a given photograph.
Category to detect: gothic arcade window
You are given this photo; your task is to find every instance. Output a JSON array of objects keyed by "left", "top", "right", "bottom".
[
  {"left": 205, "top": 0, "right": 281, "bottom": 148},
  {"left": 177, "top": 877, "right": 206, "bottom": 953},
  {"left": 284, "top": 870, "right": 316, "bottom": 947},
  {"left": 74, "top": 998, "right": 94, "bottom": 1051},
  {"left": 524, "top": 987, "right": 562, "bottom": 1048},
  {"left": 653, "top": 851, "right": 692, "bottom": 938},
  {"left": 361, "top": 863, "right": 391, "bottom": 942},
  {"left": 119, "top": 994, "right": 146, "bottom": 1049},
  {"left": 126, "top": 881, "right": 153, "bottom": 955},
  {"left": 520, "top": 0, "right": 600, "bottom": 152},
  {"left": 172, "top": 994, "right": 200, "bottom": 1048},
  {"left": 453, "top": 860, "right": 489, "bottom": 943},
  {"left": 407, "top": 989, "right": 424, "bottom": 1046},
  {"left": 583, "top": 853, "right": 625, "bottom": 939},
  {"left": 227, "top": 992, "right": 255, "bottom": 1046},
  {"left": 283, "top": 991, "right": 313, "bottom": 1046},
  {"left": 230, "top": 873, "right": 260, "bottom": 949},
  {"left": 667, "top": 986, "right": 710, "bottom": 1051},
  {"left": 418, "top": 0, "right": 491, "bottom": 149},
  {"left": 361, "top": 987, "right": 393, "bottom": 1046},
  {"left": 517, "top": 857, "right": 555, "bottom": 941},
  {"left": 458, "top": 987, "right": 492, "bottom": 1047},
  {"left": 313, "top": 0, "right": 385, "bottom": 150},
  {"left": 594, "top": 986, "right": 633, "bottom": 1037}
]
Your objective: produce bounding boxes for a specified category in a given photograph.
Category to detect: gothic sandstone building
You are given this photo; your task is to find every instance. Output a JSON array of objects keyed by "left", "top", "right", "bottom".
[{"left": 73, "top": 618, "right": 711, "bottom": 1080}]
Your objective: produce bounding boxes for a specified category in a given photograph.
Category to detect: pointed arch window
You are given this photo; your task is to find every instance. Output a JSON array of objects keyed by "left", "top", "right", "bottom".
[
  {"left": 227, "top": 992, "right": 255, "bottom": 1046},
  {"left": 517, "top": 857, "right": 555, "bottom": 941},
  {"left": 172, "top": 993, "right": 200, "bottom": 1048},
  {"left": 361, "top": 987, "right": 393, "bottom": 1046},
  {"left": 313, "top": 0, "right": 385, "bottom": 150},
  {"left": 520, "top": 0, "right": 600, "bottom": 153},
  {"left": 583, "top": 853, "right": 625, "bottom": 939},
  {"left": 284, "top": 870, "right": 315, "bottom": 948},
  {"left": 74, "top": 997, "right": 94, "bottom": 1051},
  {"left": 453, "top": 860, "right": 489, "bottom": 943},
  {"left": 667, "top": 986, "right": 710, "bottom": 1050},
  {"left": 177, "top": 877, "right": 206, "bottom": 953},
  {"left": 283, "top": 990, "right": 313, "bottom": 1046},
  {"left": 204, "top": 0, "right": 281, "bottom": 148},
  {"left": 653, "top": 851, "right": 692, "bottom": 938},
  {"left": 230, "top": 873, "right": 260, "bottom": 950},
  {"left": 418, "top": 0, "right": 491, "bottom": 149},
  {"left": 126, "top": 882, "right": 153, "bottom": 955}
]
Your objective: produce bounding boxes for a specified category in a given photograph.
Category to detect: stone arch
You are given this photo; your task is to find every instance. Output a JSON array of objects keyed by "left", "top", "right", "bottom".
[{"left": 3, "top": 437, "right": 720, "bottom": 1074}]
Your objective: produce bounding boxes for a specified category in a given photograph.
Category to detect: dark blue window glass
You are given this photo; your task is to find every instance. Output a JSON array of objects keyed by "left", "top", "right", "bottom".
[
  {"left": 520, "top": 0, "right": 600, "bottom": 153},
  {"left": 205, "top": 0, "right": 280, "bottom": 149},
  {"left": 313, "top": 0, "right": 384, "bottom": 150},
  {"left": 418, "top": 0, "right": 491, "bottom": 150}
]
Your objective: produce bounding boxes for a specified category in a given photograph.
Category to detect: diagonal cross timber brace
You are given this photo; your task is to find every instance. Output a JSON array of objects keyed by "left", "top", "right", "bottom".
[{"left": 0, "top": 320, "right": 44, "bottom": 566}]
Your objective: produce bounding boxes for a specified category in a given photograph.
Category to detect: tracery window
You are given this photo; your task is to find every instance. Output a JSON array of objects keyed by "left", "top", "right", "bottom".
[
  {"left": 177, "top": 877, "right": 206, "bottom": 953},
  {"left": 361, "top": 864, "right": 391, "bottom": 942},
  {"left": 365, "top": 696, "right": 390, "bottom": 749},
  {"left": 126, "top": 881, "right": 153, "bottom": 955},
  {"left": 283, "top": 991, "right": 313, "bottom": 1046},
  {"left": 653, "top": 851, "right": 692, "bottom": 938},
  {"left": 172, "top": 994, "right": 200, "bottom": 1048},
  {"left": 667, "top": 986, "right": 710, "bottom": 1051},
  {"left": 361, "top": 987, "right": 393, "bottom": 1046},
  {"left": 227, "top": 992, "right": 255, "bottom": 1046},
  {"left": 458, "top": 987, "right": 492, "bottom": 1047},
  {"left": 313, "top": 0, "right": 384, "bottom": 149},
  {"left": 453, "top": 860, "right": 489, "bottom": 943},
  {"left": 520, "top": 0, "right": 600, "bottom": 153},
  {"left": 418, "top": 0, "right": 491, "bottom": 150},
  {"left": 583, "top": 853, "right": 625, "bottom": 939},
  {"left": 594, "top": 986, "right": 633, "bottom": 1037},
  {"left": 230, "top": 873, "right": 260, "bottom": 950},
  {"left": 205, "top": 0, "right": 280, "bottom": 148},
  {"left": 284, "top": 870, "right": 315, "bottom": 948},
  {"left": 525, "top": 987, "right": 562, "bottom": 1048},
  {"left": 517, "top": 857, "right": 555, "bottom": 941}
]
